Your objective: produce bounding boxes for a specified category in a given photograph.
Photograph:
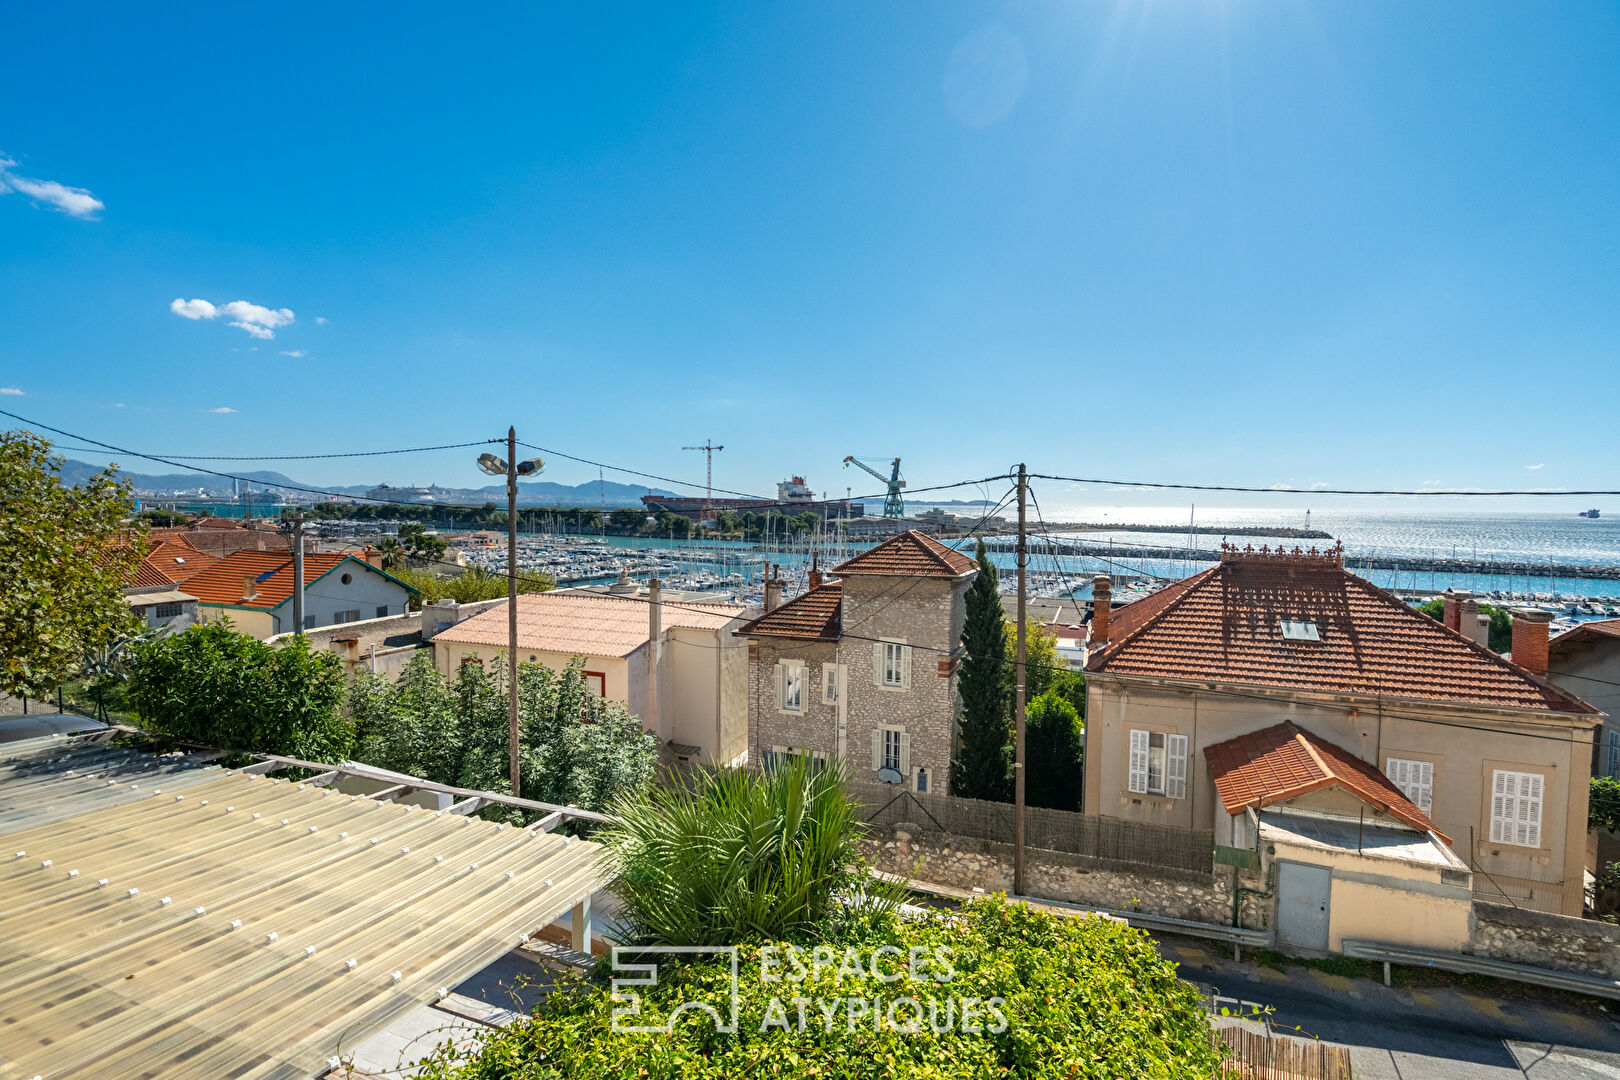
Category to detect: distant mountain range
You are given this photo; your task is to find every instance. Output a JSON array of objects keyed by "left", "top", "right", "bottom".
[{"left": 57, "top": 458, "right": 676, "bottom": 507}]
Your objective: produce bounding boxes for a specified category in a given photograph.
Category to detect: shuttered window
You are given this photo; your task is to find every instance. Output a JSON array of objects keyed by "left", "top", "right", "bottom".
[
  {"left": 1607, "top": 730, "right": 1620, "bottom": 781},
  {"left": 777, "top": 662, "right": 804, "bottom": 712},
  {"left": 1489, "top": 769, "right": 1544, "bottom": 848},
  {"left": 1129, "top": 731, "right": 1186, "bottom": 798},
  {"left": 1166, "top": 735, "right": 1188, "bottom": 800},
  {"left": 1385, "top": 757, "right": 1434, "bottom": 814},
  {"left": 1128, "top": 730, "right": 1149, "bottom": 794}
]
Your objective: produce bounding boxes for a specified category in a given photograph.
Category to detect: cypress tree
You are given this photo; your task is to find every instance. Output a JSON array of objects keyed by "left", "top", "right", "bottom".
[{"left": 952, "top": 538, "right": 1012, "bottom": 801}]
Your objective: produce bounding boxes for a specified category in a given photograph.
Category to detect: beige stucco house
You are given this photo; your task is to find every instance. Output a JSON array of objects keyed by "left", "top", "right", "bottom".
[
  {"left": 1083, "top": 543, "right": 1601, "bottom": 929},
  {"left": 735, "top": 530, "right": 975, "bottom": 795},
  {"left": 430, "top": 586, "right": 749, "bottom": 766}
]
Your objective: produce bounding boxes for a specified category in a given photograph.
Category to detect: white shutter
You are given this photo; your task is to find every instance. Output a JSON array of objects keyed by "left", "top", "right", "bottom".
[
  {"left": 775, "top": 662, "right": 786, "bottom": 711},
  {"left": 1166, "top": 734, "right": 1188, "bottom": 800},
  {"left": 822, "top": 662, "right": 838, "bottom": 705},
  {"left": 871, "top": 728, "right": 883, "bottom": 771},
  {"left": 1385, "top": 757, "right": 1433, "bottom": 814},
  {"left": 899, "top": 645, "right": 912, "bottom": 690},
  {"left": 1128, "top": 730, "right": 1149, "bottom": 794},
  {"left": 1607, "top": 730, "right": 1620, "bottom": 780},
  {"left": 873, "top": 642, "right": 884, "bottom": 687},
  {"left": 899, "top": 731, "right": 911, "bottom": 775},
  {"left": 1491, "top": 769, "right": 1544, "bottom": 848}
]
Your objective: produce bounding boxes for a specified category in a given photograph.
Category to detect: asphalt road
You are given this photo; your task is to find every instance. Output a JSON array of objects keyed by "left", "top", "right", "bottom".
[{"left": 1155, "top": 933, "right": 1620, "bottom": 1079}]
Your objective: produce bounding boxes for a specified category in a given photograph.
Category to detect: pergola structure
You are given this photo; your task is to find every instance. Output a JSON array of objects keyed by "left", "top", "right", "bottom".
[{"left": 0, "top": 730, "right": 610, "bottom": 1080}]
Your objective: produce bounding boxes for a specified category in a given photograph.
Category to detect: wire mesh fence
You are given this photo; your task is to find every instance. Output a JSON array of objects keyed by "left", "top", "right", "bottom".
[
  {"left": 847, "top": 779, "right": 1214, "bottom": 874},
  {"left": 1471, "top": 869, "right": 1569, "bottom": 915}
]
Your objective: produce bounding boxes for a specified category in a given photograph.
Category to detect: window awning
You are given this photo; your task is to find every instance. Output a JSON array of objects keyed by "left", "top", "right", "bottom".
[{"left": 0, "top": 735, "right": 605, "bottom": 1080}]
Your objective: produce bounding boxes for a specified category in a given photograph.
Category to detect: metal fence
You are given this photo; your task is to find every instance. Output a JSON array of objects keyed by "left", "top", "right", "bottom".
[
  {"left": 1471, "top": 869, "right": 1569, "bottom": 915},
  {"left": 847, "top": 780, "right": 1214, "bottom": 875}
]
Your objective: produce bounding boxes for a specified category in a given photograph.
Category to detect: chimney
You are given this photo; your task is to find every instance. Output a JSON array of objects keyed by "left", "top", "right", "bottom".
[
  {"left": 807, "top": 552, "right": 822, "bottom": 591},
  {"left": 1460, "top": 599, "right": 1486, "bottom": 647},
  {"left": 764, "top": 564, "right": 783, "bottom": 612},
  {"left": 647, "top": 576, "right": 664, "bottom": 737},
  {"left": 1442, "top": 589, "right": 1471, "bottom": 633},
  {"left": 1472, "top": 612, "right": 1491, "bottom": 649},
  {"left": 242, "top": 576, "right": 256, "bottom": 602},
  {"left": 1090, "top": 575, "right": 1112, "bottom": 648},
  {"left": 1510, "top": 608, "right": 1551, "bottom": 675}
]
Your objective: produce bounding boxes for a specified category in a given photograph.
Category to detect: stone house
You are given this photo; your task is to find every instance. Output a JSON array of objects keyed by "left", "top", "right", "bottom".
[
  {"left": 1083, "top": 543, "right": 1601, "bottom": 929},
  {"left": 735, "top": 530, "right": 976, "bottom": 795}
]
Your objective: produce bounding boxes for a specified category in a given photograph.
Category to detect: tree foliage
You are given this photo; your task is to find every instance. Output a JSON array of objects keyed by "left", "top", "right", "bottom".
[
  {"left": 1025, "top": 690, "right": 1084, "bottom": 812},
  {"left": 384, "top": 564, "right": 554, "bottom": 611},
  {"left": 397, "top": 521, "right": 449, "bottom": 564},
  {"left": 954, "top": 539, "right": 1011, "bottom": 802},
  {"left": 1004, "top": 617, "right": 1063, "bottom": 701},
  {"left": 605, "top": 755, "right": 881, "bottom": 947},
  {"left": 1413, "top": 598, "right": 1513, "bottom": 653},
  {"left": 348, "top": 652, "right": 657, "bottom": 815},
  {"left": 0, "top": 430, "right": 143, "bottom": 697},
  {"left": 1592, "top": 776, "right": 1620, "bottom": 834},
  {"left": 419, "top": 896, "right": 1225, "bottom": 1080},
  {"left": 124, "top": 621, "right": 352, "bottom": 761}
]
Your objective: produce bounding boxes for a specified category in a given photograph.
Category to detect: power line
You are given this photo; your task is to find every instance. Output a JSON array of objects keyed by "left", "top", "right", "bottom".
[
  {"left": 46, "top": 439, "right": 501, "bottom": 461},
  {"left": 1030, "top": 472, "right": 1620, "bottom": 498}
]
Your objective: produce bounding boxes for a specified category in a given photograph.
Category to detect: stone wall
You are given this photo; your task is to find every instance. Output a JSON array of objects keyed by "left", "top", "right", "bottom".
[
  {"left": 863, "top": 823, "right": 1241, "bottom": 927},
  {"left": 1470, "top": 901, "right": 1620, "bottom": 979},
  {"left": 747, "top": 637, "right": 840, "bottom": 763}
]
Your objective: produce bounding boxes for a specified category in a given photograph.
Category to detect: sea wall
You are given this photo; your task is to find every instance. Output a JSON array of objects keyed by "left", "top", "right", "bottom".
[
  {"left": 1470, "top": 902, "right": 1620, "bottom": 979},
  {"left": 861, "top": 823, "right": 1242, "bottom": 927}
]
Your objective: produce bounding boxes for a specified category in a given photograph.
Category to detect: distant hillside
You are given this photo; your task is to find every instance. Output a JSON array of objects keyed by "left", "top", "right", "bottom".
[{"left": 55, "top": 457, "right": 676, "bottom": 507}]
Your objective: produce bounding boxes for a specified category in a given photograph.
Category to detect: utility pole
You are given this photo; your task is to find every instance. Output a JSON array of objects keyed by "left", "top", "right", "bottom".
[
  {"left": 292, "top": 511, "right": 305, "bottom": 637},
  {"left": 1013, "top": 463, "right": 1027, "bottom": 897},
  {"left": 506, "top": 426, "right": 520, "bottom": 799}
]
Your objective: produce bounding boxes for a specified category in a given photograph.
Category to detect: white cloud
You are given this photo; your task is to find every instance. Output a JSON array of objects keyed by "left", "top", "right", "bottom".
[
  {"left": 170, "top": 298, "right": 217, "bottom": 320},
  {"left": 1309, "top": 481, "right": 1329, "bottom": 490},
  {"left": 279, "top": 349, "right": 306, "bottom": 358},
  {"left": 0, "top": 155, "right": 104, "bottom": 219},
  {"left": 315, "top": 316, "right": 327, "bottom": 326},
  {"left": 0, "top": 387, "right": 23, "bottom": 395},
  {"left": 206, "top": 406, "right": 237, "bottom": 414},
  {"left": 170, "top": 296, "right": 295, "bottom": 339},
  {"left": 1525, "top": 463, "right": 1545, "bottom": 470}
]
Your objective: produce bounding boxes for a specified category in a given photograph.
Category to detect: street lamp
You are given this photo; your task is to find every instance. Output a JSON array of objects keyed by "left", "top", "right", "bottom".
[{"left": 476, "top": 427, "right": 544, "bottom": 798}]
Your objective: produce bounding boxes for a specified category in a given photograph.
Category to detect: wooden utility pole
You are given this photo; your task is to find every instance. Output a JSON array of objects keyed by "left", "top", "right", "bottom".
[
  {"left": 292, "top": 511, "right": 305, "bottom": 637},
  {"left": 507, "top": 426, "right": 520, "bottom": 798},
  {"left": 1013, "top": 462, "right": 1027, "bottom": 896}
]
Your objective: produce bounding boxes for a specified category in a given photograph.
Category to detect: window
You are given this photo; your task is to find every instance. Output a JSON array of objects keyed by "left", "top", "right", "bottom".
[
  {"left": 874, "top": 641, "right": 910, "bottom": 689},
  {"left": 340, "top": 572, "right": 353, "bottom": 585},
  {"left": 334, "top": 609, "right": 361, "bottom": 624},
  {"left": 778, "top": 662, "right": 804, "bottom": 712},
  {"left": 302, "top": 615, "right": 316, "bottom": 630},
  {"left": 1607, "top": 729, "right": 1620, "bottom": 780},
  {"left": 763, "top": 746, "right": 789, "bottom": 774},
  {"left": 883, "top": 643, "right": 904, "bottom": 687},
  {"left": 915, "top": 766, "right": 929, "bottom": 793},
  {"left": 1490, "top": 769, "right": 1544, "bottom": 848},
  {"left": 1128, "top": 730, "right": 1187, "bottom": 798},
  {"left": 822, "top": 663, "right": 840, "bottom": 705},
  {"left": 1386, "top": 757, "right": 1434, "bottom": 814},
  {"left": 1280, "top": 619, "right": 1320, "bottom": 642},
  {"left": 584, "top": 671, "right": 606, "bottom": 697},
  {"left": 882, "top": 729, "right": 902, "bottom": 772},
  {"left": 152, "top": 602, "right": 183, "bottom": 619},
  {"left": 376, "top": 605, "right": 389, "bottom": 619}
]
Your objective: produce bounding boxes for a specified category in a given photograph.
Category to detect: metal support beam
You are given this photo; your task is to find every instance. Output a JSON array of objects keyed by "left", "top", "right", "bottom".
[
  {"left": 571, "top": 894, "right": 593, "bottom": 955},
  {"left": 366, "top": 784, "right": 412, "bottom": 801}
]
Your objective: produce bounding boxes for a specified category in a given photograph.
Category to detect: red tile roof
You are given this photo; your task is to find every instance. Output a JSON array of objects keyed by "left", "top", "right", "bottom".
[
  {"left": 1205, "top": 721, "right": 1449, "bottom": 843},
  {"left": 139, "top": 535, "right": 219, "bottom": 584},
  {"left": 128, "top": 560, "right": 173, "bottom": 589},
  {"left": 737, "top": 582, "right": 843, "bottom": 640},
  {"left": 1089, "top": 550, "right": 1594, "bottom": 715},
  {"left": 183, "top": 551, "right": 369, "bottom": 608},
  {"left": 1550, "top": 618, "right": 1620, "bottom": 652},
  {"left": 831, "top": 530, "right": 976, "bottom": 579}
]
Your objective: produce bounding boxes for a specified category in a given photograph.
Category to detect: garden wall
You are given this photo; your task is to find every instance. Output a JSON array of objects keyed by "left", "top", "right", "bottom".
[{"left": 1470, "top": 901, "right": 1620, "bottom": 979}]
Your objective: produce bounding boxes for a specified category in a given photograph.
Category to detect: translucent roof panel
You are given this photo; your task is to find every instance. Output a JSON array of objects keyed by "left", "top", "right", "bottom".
[{"left": 0, "top": 736, "right": 604, "bottom": 1080}]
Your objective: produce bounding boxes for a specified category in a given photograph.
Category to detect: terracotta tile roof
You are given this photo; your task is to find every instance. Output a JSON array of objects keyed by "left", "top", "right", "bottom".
[
  {"left": 1551, "top": 618, "right": 1620, "bottom": 652},
  {"left": 433, "top": 592, "right": 745, "bottom": 658},
  {"left": 184, "top": 551, "right": 361, "bottom": 608},
  {"left": 1205, "top": 721, "right": 1449, "bottom": 843},
  {"left": 831, "top": 530, "right": 976, "bottom": 579},
  {"left": 737, "top": 582, "right": 843, "bottom": 640},
  {"left": 139, "top": 535, "right": 219, "bottom": 584},
  {"left": 1089, "top": 550, "right": 1594, "bottom": 715},
  {"left": 127, "top": 560, "right": 173, "bottom": 589}
]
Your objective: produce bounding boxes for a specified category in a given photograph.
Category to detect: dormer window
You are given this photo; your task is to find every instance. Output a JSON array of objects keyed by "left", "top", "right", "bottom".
[{"left": 1280, "top": 619, "right": 1320, "bottom": 642}]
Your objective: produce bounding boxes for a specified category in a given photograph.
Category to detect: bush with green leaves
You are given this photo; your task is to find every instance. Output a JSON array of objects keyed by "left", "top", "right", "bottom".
[
  {"left": 1592, "top": 775, "right": 1620, "bottom": 834},
  {"left": 348, "top": 652, "right": 657, "bottom": 814},
  {"left": 384, "top": 564, "right": 554, "bottom": 611},
  {"left": 1025, "top": 690, "right": 1084, "bottom": 812},
  {"left": 419, "top": 896, "right": 1224, "bottom": 1080},
  {"left": 605, "top": 755, "right": 872, "bottom": 946},
  {"left": 124, "top": 621, "right": 352, "bottom": 761}
]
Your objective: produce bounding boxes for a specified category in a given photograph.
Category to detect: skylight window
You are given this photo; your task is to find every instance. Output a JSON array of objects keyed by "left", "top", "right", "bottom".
[{"left": 1280, "top": 619, "right": 1320, "bottom": 642}]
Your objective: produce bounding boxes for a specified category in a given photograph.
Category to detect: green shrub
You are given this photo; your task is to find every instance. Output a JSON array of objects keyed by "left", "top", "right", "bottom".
[
  {"left": 124, "top": 621, "right": 351, "bottom": 761},
  {"left": 1591, "top": 776, "right": 1620, "bottom": 834},
  {"left": 605, "top": 755, "right": 872, "bottom": 946},
  {"left": 1025, "top": 690, "right": 1083, "bottom": 812},
  {"left": 385, "top": 564, "right": 554, "bottom": 610},
  {"left": 419, "top": 897, "right": 1224, "bottom": 1080}
]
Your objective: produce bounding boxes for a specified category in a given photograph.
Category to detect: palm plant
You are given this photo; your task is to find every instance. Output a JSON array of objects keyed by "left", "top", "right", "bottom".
[{"left": 603, "top": 755, "right": 879, "bottom": 945}]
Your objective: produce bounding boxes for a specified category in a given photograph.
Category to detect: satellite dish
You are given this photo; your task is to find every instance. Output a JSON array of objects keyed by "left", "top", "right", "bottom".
[
  {"left": 876, "top": 767, "right": 904, "bottom": 785},
  {"left": 476, "top": 453, "right": 507, "bottom": 476}
]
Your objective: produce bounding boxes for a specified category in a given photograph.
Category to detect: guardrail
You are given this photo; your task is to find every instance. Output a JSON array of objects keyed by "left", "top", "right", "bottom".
[
  {"left": 1341, "top": 938, "right": 1620, "bottom": 1000},
  {"left": 1010, "top": 892, "right": 1271, "bottom": 960}
]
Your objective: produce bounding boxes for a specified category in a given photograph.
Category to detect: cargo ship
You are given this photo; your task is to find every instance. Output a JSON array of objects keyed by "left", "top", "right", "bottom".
[
  {"left": 642, "top": 476, "right": 864, "bottom": 521},
  {"left": 1579, "top": 509, "right": 1601, "bottom": 519}
]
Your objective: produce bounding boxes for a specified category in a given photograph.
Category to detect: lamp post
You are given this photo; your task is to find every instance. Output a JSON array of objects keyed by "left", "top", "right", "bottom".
[{"left": 477, "top": 430, "right": 545, "bottom": 797}]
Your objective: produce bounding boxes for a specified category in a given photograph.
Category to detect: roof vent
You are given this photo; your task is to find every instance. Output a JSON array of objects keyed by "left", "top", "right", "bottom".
[{"left": 1280, "top": 619, "right": 1320, "bottom": 642}]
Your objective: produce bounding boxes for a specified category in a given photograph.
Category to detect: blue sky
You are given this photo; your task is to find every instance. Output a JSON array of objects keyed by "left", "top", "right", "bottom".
[{"left": 2, "top": 2, "right": 1618, "bottom": 511}]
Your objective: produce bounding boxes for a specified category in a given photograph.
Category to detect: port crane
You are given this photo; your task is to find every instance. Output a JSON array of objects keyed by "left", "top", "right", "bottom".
[{"left": 843, "top": 456, "right": 906, "bottom": 518}]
